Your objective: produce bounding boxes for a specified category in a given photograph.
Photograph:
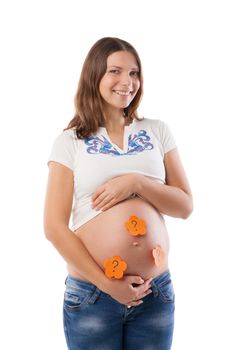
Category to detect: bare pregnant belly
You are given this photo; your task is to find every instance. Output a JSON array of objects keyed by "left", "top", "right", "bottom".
[{"left": 68, "top": 197, "right": 169, "bottom": 280}]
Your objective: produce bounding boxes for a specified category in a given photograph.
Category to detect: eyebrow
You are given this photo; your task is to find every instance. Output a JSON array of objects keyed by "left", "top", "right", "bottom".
[{"left": 108, "top": 65, "right": 139, "bottom": 70}]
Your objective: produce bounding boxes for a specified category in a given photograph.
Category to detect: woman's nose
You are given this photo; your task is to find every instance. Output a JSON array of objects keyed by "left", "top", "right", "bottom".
[{"left": 120, "top": 72, "right": 132, "bottom": 86}]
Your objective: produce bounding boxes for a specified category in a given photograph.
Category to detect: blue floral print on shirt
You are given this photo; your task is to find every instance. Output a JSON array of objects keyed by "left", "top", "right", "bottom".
[{"left": 84, "top": 130, "right": 154, "bottom": 156}]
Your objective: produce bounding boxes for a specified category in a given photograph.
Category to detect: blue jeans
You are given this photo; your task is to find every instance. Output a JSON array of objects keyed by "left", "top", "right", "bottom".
[{"left": 63, "top": 270, "right": 175, "bottom": 350}]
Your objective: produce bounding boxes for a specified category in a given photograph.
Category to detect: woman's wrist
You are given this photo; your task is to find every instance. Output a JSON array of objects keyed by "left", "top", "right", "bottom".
[
  {"left": 132, "top": 173, "right": 144, "bottom": 195},
  {"left": 96, "top": 273, "right": 113, "bottom": 294}
]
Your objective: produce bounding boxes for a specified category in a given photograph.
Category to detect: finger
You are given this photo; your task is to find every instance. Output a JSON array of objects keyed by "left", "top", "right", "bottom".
[
  {"left": 101, "top": 198, "right": 117, "bottom": 211},
  {"left": 92, "top": 187, "right": 104, "bottom": 202},
  {"left": 144, "top": 277, "right": 153, "bottom": 284},
  {"left": 126, "top": 276, "right": 144, "bottom": 285},
  {"left": 144, "top": 277, "right": 153, "bottom": 287},
  {"left": 127, "top": 289, "right": 152, "bottom": 308},
  {"left": 138, "top": 277, "right": 153, "bottom": 290},
  {"left": 94, "top": 194, "right": 113, "bottom": 209},
  {"left": 129, "top": 288, "right": 152, "bottom": 304},
  {"left": 92, "top": 190, "right": 107, "bottom": 206},
  {"left": 139, "top": 289, "right": 153, "bottom": 299},
  {"left": 134, "top": 283, "right": 151, "bottom": 295},
  {"left": 127, "top": 300, "right": 143, "bottom": 308},
  {"left": 102, "top": 196, "right": 127, "bottom": 211}
]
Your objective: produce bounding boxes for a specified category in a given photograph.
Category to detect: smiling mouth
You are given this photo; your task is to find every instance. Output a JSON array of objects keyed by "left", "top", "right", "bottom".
[{"left": 113, "top": 90, "right": 132, "bottom": 96}]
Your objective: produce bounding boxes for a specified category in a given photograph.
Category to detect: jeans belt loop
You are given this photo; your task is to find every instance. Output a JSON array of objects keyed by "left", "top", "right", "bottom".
[{"left": 88, "top": 287, "right": 101, "bottom": 304}]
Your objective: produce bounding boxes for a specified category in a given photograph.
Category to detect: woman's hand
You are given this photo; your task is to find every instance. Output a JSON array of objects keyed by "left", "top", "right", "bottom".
[
  {"left": 103, "top": 275, "right": 153, "bottom": 307},
  {"left": 91, "top": 174, "right": 138, "bottom": 211}
]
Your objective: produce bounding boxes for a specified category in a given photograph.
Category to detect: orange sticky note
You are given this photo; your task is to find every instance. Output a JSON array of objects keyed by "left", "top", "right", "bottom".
[
  {"left": 152, "top": 245, "right": 165, "bottom": 267},
  {"left": 125, "top": 215, "right": 146, "bottom": 236},
  {"left": 103, "top": 255, "right": 127, "bottom": 279}
]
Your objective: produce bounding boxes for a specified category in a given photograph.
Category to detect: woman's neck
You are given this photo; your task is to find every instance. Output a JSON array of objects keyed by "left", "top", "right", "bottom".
[{"left": 103, "top": 109, "right": 126, "bottom": 131}]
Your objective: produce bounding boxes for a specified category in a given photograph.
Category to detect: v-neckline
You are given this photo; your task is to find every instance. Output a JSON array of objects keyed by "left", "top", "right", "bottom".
[{"left": 99, "top": 119, "right": 135, "bottom": 153}]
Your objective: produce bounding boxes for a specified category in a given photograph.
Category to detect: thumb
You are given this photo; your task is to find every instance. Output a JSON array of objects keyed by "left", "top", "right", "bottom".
[{"left": 126, "top": 275, "right": 144, "bottom": 285}]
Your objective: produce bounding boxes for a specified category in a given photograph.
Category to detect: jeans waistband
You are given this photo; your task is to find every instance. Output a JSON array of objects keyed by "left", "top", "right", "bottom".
[{"left": 65, "top": 269, "right": 171, "bottom": 294}]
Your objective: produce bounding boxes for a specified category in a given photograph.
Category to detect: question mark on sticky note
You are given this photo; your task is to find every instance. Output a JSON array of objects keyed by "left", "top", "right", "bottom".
[
  {"left": 131, "top": 219, "right": 138, "bottom": 230},
  {"left": 104, "top": 256, "right": 127, "bottom": 279},
  {"left": 112, "top": 259, "right": 119, "bottom": 272},
  {"left": 125, "top": 215, "right": 147, "bottom": 236}
]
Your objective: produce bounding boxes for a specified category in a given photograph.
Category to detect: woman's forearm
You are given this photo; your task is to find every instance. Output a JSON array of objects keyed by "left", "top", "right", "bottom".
[
  {"left": 134, "top": 175, "right": 193, "bottom": 219},
  {"left": 45, "top": 225, "right": 110, "bottom": 292},
  {"left": 45, "top": 225, "right": 151, "bottom": 306}
]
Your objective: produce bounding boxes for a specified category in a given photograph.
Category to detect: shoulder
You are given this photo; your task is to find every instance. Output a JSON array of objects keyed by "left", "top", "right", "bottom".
[
  {"left": 55, "top": 127, "right": 77, "bottom": 141},
  {"left": 51, "top": 127, "right": 78, "bottom": 149},
  {"left": 136, "top": 117, "right": 176, "bottom": 155},
  {"left": 48, "top": 128, "right": 78, "bottom": 171}
]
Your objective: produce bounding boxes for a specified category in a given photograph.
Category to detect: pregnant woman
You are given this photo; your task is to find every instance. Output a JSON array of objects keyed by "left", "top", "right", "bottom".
[{"left": 44, "top": 37, "right": 193, "bottom": 350}]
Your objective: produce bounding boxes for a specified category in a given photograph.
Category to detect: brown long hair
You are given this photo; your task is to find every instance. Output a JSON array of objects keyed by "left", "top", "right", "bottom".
[{"left": 65, "top": 37, "right": 144, "bottom": 139}]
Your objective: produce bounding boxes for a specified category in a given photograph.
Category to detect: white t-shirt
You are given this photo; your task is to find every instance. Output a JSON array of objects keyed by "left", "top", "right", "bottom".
[{"left": 48, "top": 118, "right": 176, "bottom": 230}]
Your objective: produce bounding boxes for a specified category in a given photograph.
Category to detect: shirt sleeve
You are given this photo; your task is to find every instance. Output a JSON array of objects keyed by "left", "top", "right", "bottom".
[
  {"left": 150, "top": 119, "right": 177, "bottom": 156},
  {"left": 47, "top": 130, "right": 76, "bottom": 171}
]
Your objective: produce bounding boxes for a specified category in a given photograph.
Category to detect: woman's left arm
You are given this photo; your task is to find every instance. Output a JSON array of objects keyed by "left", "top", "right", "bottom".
[{"left": 135, "top": 148, "right": 193, "bottom": 219}]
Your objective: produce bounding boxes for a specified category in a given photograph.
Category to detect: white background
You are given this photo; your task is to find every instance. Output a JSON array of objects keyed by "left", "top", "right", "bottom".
[{"left": 0, "top": 0, "right": 232, "bottom": 349}]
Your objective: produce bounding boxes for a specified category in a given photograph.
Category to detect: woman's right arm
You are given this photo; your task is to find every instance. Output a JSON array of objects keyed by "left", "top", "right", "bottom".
[{"left": 43, "top": 161, "right": 152, "bottom": 306}]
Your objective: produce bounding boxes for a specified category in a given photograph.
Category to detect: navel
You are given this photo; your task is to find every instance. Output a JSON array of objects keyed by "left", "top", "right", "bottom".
[{"left": 132, "top": 241, "right": 140, "bottom": 247}]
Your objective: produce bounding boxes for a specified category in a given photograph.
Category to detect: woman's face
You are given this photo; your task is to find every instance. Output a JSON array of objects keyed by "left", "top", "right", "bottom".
[{"left": 99, "top": 51, "right": 140, "bottom": 113}]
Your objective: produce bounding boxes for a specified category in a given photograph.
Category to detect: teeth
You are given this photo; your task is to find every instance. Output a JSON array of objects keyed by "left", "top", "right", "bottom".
[{"left": 114, "top": 90, "right": 131, "bottom": 96}]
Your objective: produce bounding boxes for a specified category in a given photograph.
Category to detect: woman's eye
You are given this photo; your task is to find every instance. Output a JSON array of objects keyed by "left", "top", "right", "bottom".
[
  {"left": 130, "top": 71, "right": 139, "bottom": 77},
  {"left": 108, "top": 70, "right": 139, "bottom": 76},
  {"left": 109, "top": 70, "right": 120, "bottom": 74}
]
